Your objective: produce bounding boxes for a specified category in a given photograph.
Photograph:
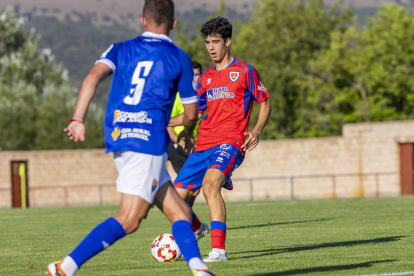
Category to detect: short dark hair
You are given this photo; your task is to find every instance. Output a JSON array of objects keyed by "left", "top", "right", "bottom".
[
  {"left": 143, "top": 0, "right": 174, "bottom": 26},
  {"left": 200, "top": 16, "right": 232, "bottom": 41},
  {"left": 192, "top": 61, "right": 202, "bottom": 72}
]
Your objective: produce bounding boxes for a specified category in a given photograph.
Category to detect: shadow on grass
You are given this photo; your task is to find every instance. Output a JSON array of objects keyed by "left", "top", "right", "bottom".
[
  {"left": 248, "top": 260, "right": 396, "bottom": 276},
  {"left": 232, "top": 236, "right": 408, "bottom": 259},
  {"left": 228, "top": 218, "right": 332, "bottom": 231}
]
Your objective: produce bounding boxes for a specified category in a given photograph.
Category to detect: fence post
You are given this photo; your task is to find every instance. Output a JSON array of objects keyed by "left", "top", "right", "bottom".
[
  {"left": 249, "top": 179, "right": 254, "bottom": 201},
  {"left": 290, "top": 176, "right": 295, "bottom": 200},
  {"left": 99, "top": 185, "right": 103, "bottom": 206},
  {"left": 32, "top": 188, "right": 35, "bottom": 208},
  {"left": 64, "top": 187, "right": 68, "bottom": 207}
]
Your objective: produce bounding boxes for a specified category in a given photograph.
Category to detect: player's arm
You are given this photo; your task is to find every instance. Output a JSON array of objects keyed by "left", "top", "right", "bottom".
[
  {"left": 167, "top": 126, "right": 186, "bottom": 149},
  {"left": 167, "top": 127, "right": 179, "bottom": 143},
  {"left": 241, "top": 99, "right": 271, "bottom": 151},
  {"left": 241, "top": 67, "right": 271, "bottom": 152},
  {"left": 177, "top": 103, "right": 198, "bottom": 154},
  {"left": 64, "top": 63, "right": 112, "bottom": 142},
  {"left": 168, "top": 112, "right": 203, "bottom": 127},
  {"left": 175, "top": 50, "right": 200, "bottom": 154}
]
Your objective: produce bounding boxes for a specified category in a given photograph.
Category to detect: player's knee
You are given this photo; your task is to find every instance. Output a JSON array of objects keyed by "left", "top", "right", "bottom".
[
  {"left": 119, "top": 217, "right": 143, "bottom": 234},
  {"left": 114, "top": 212, "right": 144, "bottom": 234},
  {"left": 202, "top": 180, "right": 220, "bottom": 199}
]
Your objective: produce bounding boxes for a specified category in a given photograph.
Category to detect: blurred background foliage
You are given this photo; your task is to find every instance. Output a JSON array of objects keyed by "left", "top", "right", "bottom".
[{"left": 1, "top": 0, "right": 414, "bottom": 150}]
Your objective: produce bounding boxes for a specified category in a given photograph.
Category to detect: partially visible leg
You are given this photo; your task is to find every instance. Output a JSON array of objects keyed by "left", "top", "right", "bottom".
[
  {"left": 175, "top": 186, "right": 195, "bottom": 203},
  {"left": 175, "top": 188, "right": 200, "bottom": 230},
  {"left": 155, "top": 182, "right": 212, "bottom": 273},
  {"left": 202, "top": 169, "right": 228, "bottom": 262},
  {"left": 48, "top": 194, "right": 151, "bottom": 276},
  {"left": 187, "top": 188, "right": 201, "bottom": 207},
  {"left": 202, "top": 168, "right": 227, "bottom": 223},
  {"left": 48, "top": 151, "right": 155, "bottom": 276},
  {"left": 168, "top": 141, "right": 189, "bottom": 175},
  {"left": 173, "top": 152, "right": 209, "bottom": 237},
  {"left": 113, "top": 193, "right": 152, "bottom": 233}
]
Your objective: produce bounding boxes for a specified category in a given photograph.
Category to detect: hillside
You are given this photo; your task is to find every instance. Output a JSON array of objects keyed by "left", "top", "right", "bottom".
[
  {"left": 1, "top": 0, "right": 413, "bottom": 108},
  {"left": 0, "top": 0, "right": 253, "bottom": 31},
  {"left": 1, "top": 0, "right": 413, "bottom": 30}
]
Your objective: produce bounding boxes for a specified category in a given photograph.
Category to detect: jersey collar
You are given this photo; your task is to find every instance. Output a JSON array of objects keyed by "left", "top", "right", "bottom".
[
  {"left": 214, "top": 58, "right": 237, "bottom": 71},
  {"left": 142, "top": 31, "right": 173, "bottom": 43}
]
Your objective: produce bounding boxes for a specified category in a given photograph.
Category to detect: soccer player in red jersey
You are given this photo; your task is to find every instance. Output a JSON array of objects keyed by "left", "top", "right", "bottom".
[{"left": 170, "top": 16, "right": 272, "bottom": 262}]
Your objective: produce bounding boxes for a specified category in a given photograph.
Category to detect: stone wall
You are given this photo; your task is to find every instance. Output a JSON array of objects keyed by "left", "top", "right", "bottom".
[
  {"left": 0, "top": 150, "right": 119, "bottom": 208},
  {"left": 2, "top": 120, "right": 414, "bottom": 208}
]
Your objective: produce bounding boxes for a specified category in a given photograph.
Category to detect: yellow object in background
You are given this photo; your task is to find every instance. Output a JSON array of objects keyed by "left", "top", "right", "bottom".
[
  {"left": 171, "top": 92, "right": 200, "bottom": 139},
  {"left": 19, "top": 163, "right": 26, "bottom": 209}
]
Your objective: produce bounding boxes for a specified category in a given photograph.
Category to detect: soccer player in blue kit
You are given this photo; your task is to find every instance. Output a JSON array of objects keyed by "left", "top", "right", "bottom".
[{"left": 46, "top": 1, "right": 216, "bottom": 276}]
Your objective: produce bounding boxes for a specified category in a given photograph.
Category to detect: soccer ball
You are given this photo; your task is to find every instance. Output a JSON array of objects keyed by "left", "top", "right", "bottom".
[{"left": 151, "top": 233, "right": 182, "bottom": 262}]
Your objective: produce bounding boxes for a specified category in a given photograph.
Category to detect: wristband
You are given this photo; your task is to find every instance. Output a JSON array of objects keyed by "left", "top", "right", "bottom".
[{"left": 68, "top": 119, "right": 84, "bottom": 123}]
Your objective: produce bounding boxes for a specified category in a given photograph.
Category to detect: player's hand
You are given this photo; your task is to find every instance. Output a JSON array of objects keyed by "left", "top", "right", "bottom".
[
  {"left": 241, "top": 131, "right": 260, "bottom": 152},
  {"left": 64, "top": 121, "right": 86, "bottom": 142},
  {"left": 177, "top": 139, "right": 188, "bottom": 154},
  {"left": 177, "top": 130, "right": 195, "bottom": 155}
]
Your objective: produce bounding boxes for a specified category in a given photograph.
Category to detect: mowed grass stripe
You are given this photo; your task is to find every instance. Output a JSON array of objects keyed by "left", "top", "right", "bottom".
[{"left": 0, "top": 197, "right": 413, "bottom": 275}]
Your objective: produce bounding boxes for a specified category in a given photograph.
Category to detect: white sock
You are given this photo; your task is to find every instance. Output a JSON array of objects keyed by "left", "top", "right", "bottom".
[
  {"left": 188, "top": 257, "right": 209, "bottom": 271},
  {"left": 212, "top": 248, "right": 226, "bottom": 255},
  {"left": 60, "top": 256, "right": 78, "bottom": 276}
]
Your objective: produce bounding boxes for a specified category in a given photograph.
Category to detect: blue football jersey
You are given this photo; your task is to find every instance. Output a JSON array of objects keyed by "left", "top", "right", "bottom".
[{"left": 96, "top": 32, "right": 197, "bottom": 155}]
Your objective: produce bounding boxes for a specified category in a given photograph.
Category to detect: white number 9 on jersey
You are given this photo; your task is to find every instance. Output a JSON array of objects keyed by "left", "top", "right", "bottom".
[{"left": 124, "top": 61, "right": 154, "bottom": 105}]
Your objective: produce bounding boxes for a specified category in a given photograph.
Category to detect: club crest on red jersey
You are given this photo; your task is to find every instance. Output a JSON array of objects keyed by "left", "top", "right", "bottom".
[{"left": 229, "top": 71, "right": 239, "bottom": 82}]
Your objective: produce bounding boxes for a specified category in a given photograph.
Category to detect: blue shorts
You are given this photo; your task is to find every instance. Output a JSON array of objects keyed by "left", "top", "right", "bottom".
[{"left": 174, "top": 144, "right": 244, "bottom": 191}]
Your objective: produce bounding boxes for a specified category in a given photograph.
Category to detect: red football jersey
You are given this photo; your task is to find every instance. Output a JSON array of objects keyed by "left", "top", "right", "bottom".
[{"left": 195, "top": 58, "right": 270, "bottom": 153}]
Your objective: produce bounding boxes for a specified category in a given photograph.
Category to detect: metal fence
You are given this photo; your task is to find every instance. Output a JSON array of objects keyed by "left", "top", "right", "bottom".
[
  {"left": 233, "top": 171, "right": 399, "bottom": 201},
  {"left": 0, "top": 171, "right": 408, "bottom": 208}
]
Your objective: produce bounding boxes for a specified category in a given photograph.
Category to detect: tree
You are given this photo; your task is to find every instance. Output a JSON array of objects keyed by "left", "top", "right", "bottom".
[
  {"left": 34, "top": 83, "right": 105, "bottom": 150},
  {"left": 173, "top": 0, "right": 229, "bottom": 71},
  {"left": 232, "top": 0, "right": 353, "bottom": 139},
  {"left": 0, "top": 8, "right": 104, "bottom": 150},
  {"left": 0, "top": 81, "right": 38, "bottom": 150},
  {"left": 298, "top": 4, "right": 414, "bottom": 136}
]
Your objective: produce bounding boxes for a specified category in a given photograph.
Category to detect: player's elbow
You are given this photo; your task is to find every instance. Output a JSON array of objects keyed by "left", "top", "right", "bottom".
[
  {"left": 183, "top": 103, "right": 198, "bottom": 122},
  {"left": 184, "top": 112, "right": 198, "bottom": 122},
  {"left": 261, "top": 99, "right": 271, "bottom": 114}
]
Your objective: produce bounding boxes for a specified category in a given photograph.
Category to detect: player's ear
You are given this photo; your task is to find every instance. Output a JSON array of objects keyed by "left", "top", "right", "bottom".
[
  {"left": 225, "top": 38, "right": 231, "bottom": 47},
  {"left": 140, "top": 16, "right": 146, "bottom": 29},
  {"left": 171, "top": 18, "right": 177, "bottom": 30}
]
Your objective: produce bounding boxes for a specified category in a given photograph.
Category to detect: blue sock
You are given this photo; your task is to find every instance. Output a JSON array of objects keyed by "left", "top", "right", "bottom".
[
  {"left": 172, "top": 220, "right": 201, "bottom": 262},
  {"left": 69, "top": 217, "right": 126, "bottom": 268}
]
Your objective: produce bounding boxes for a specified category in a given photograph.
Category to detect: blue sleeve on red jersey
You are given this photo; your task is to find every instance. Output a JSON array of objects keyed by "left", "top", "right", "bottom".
[
  {"left": 96, "top": 43, "right": 119, "bottom": 72},
  {"left": 247, "top": 65, "right": 269, "bottom": 104},
  {"left": 177, "top": 49, "right": 197, "bottom": 104},
  {"left": 197, "top": 80, "right": 207, "bottom": 113},
  {"left": 196, "top": 76, "right": 208, "bottom": 113}
]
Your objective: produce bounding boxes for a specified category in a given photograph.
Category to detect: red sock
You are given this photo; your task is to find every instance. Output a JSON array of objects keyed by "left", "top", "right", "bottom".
[
  {"left": 211, "top": 229, "right": 226, "bottom": 249},
  {"left": 192, "top": 213, "right": 201, "bottom": 232}
]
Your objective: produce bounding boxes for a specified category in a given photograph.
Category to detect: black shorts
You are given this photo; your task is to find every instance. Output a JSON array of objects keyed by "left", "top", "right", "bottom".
[{"left": 168, "top": 141, "right": 189, "bottom": 174}]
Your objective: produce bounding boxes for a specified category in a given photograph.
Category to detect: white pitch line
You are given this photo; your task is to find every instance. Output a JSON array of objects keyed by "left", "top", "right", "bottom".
[
  {"left": 346, "top": 272, "right": 414, "bottom": 276},
  {"left": 0, "top": 214, "right": 61, "bottom": 219},
  {"left": 0, "top": 215, "right": 28, "bottom": 219}
]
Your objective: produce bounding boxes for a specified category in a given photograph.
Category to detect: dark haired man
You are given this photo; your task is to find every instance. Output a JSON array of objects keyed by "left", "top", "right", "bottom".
[
  {"left": 46, "top": 1, "right": 216, "bottom": 275},
  {"left": 168, "top": 61, "right": 202, "bottom": 176},
  {"left": 168, "top": 61, "right": 207, "bottom": 211},
  {"left": 170, "top": 16, "right": 271, "bottom": 262}
]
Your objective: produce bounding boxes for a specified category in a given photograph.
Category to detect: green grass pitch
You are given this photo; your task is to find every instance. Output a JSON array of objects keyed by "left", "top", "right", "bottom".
[{"left": 1, "top": 197, "right": 414, "bottom": 276}]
